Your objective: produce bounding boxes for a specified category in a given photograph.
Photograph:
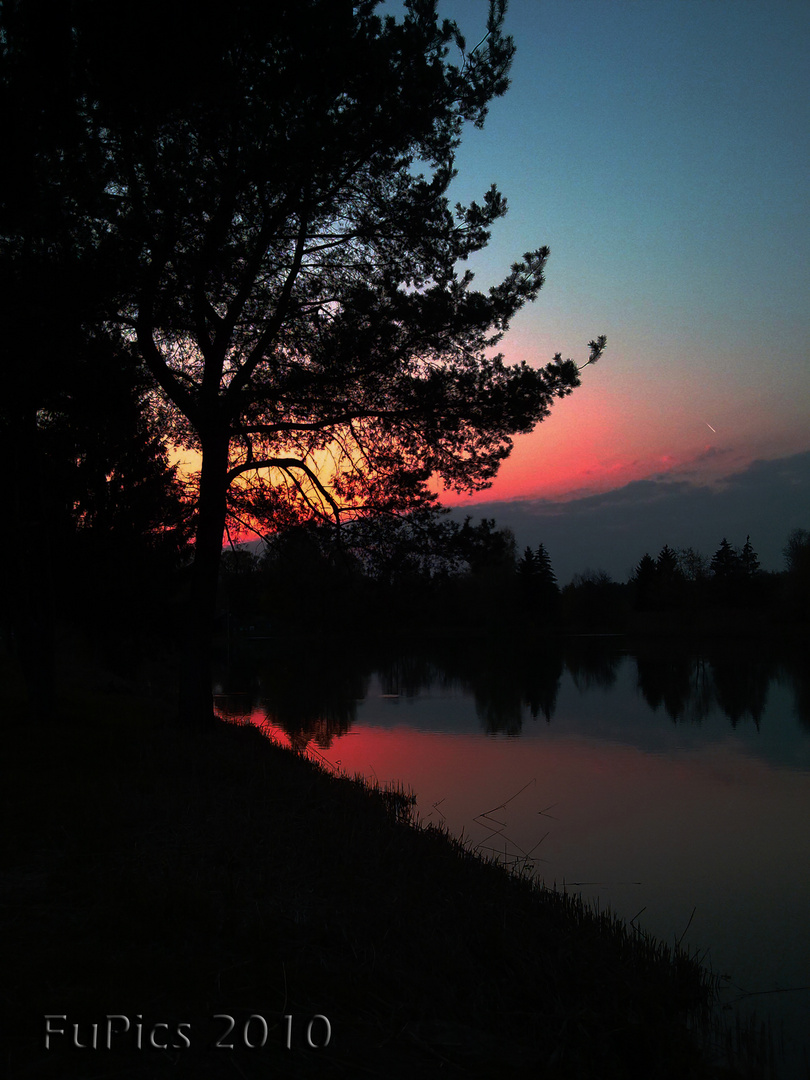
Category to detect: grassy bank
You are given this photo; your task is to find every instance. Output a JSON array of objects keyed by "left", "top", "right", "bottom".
[{"left": 3, "top": 668, "right": 771, "bottom": 1078}]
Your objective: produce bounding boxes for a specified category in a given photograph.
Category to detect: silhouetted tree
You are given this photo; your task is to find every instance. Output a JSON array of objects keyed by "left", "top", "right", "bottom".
[
  {"left": 258, "top": 522, "right": 356, "bottom": 633},
  {"left": 709, "top": 535, "right": 765, "bottom": 607},
  {"left": 2, "top": 333, "right": 193, "bottom": 676},
  {"left": 1, "top": 2, "right": 195, "bottom": 709},
  {"left": 453, "top": 517, "right": 517, "bottom": 579},
  {"left": 1, "top": 4, "right": 99, "bottom": 712},
  {"left": 656, "top": 544, "right": 680, "bottom": 577},
  {"left": 563, "top": 568, "right": 626, "bottom": 631},
  {"left": 517, "top": 547, "right": 538, "bottom": 578},
  {"left": 651, "top": 544, "right": 684, "bottom": 609},
  {"left": 632, "top": 553, "right": 658, "bottom": 611},
  {"left": 516, "top": 541, "right": 559, "bottom": 627},
  {"left": 740, "top": 535, "right": 761, "bottom": 578},
  {"left": 440, "top": 516, "right": 516, "bottom": 628},
  {"left": 632, "top": 546, "right": 710, "bottom": 615},
  {"left": 345, "top": 506, "right": 462, "bottom": 587},
  {"left": 2, "top": 2, "right": 605, "bottom": 726},
  {"left": 218, "top": 546, "right": 262, "bottom": 632},
  {"left": 709, "top": 537, "right": 741, "bottom": 605},
  {"left": 710, "top": 538, "right": 742, "bottom": 582},
  {"left": 677, "top": 546, "right": 709, "bottom": 583},
  {"left": 784, "top": 528, "right": 810, "bottom": 575},
  {"left": 70, "top": 448, "right": 190, "bottom": 641},
  {"left": 535, "top": 543, "right": 558, "bottom": 591}
]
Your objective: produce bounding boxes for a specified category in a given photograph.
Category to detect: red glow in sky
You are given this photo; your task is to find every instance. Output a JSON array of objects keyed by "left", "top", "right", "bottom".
[{"left": 434, "top": 0, "right": 810, "bottom": 509}]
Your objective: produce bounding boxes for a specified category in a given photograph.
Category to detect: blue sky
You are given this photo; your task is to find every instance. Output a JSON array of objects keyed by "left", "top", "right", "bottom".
[{"left": 429, "top": 0, "right": 810, "bottom": 576}]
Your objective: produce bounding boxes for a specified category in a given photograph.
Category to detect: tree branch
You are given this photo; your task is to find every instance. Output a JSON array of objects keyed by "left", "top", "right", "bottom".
[
  {"left": 237, "top": 408, "right": 410, "bottom": 437},
  {"left": 227, "top": 455, "right": 342, "bottom": 525},
  {"left": 225, "top": 204, "right": 309, "bottom": 401},
  {"left": 135, "top": 247, "right": 200, "bottom": 427}
]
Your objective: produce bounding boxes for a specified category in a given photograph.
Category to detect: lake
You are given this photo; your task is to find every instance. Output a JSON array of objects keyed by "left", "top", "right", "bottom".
[{"left": 215, "top": 635, "right": 810, "bottom": 1076}]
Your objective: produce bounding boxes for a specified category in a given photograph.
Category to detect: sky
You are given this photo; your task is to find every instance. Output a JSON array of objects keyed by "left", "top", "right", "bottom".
[{"left": 430, "top": 0, "right": 810, "bottom": 579}]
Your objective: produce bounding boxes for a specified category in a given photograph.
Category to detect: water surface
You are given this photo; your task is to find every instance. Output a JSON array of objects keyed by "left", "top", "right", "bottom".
[{"left": 216, "top": 636, "right": 810, "bottom": 1075}]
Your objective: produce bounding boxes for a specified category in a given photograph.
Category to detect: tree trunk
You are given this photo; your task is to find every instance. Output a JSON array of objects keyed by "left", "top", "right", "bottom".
[{"left": 177, "top": 430, "right": 230, "bottom": 730}]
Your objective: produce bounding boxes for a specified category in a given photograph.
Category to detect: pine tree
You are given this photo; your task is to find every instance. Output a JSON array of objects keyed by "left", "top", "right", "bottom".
[
  {"left": 710, "top": 538, "right": 742, "bottom": 581},
  {"left": 656, "top": 545, "right": 681, "bottom": 580},
  {"left": 515, "top": 541, "right": 558, "bottom": 626},
  {"left": 535, "top": 543, "right": 559, "bottom": 592},
  {"left": 740, "top": 535, "right": 761, "bottom": 577},
  {"left": 632, "top": 553, "right": 658, "bottom": 610},
  {"left": 517, "top": 546, "right": 538, "bottom": 578}
]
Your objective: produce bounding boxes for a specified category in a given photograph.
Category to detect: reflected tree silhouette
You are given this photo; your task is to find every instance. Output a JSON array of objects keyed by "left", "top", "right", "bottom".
[
  {"left": 377, "top": 655, "right": 446, "bottom": 700},
  {"left": 782, "top": 651, "right": 810, "bottom": 730},
  {"left": 215, "top": 636, "right": 808, "bottom": 745},
  {"left": 429, "top": 639, "right": 564, "bottom": 733},
  {"left": 472, "top": 675, "right": 525, "bottom": 736},
  {"left": 632, "top": 640, "right": 785, "bottom": 730},
  {"left": 681, "top": 655, "right": 715, "bottom": 726},
  {"left": 565, "top": 638, "right": 622, "bottom": 692},
  {"left": 634, "top": 647, "right": 702, "bottom": 723},
  {"left": 253, "top": 654, "right": 370, "bottom": 751},
  {"left": 521, "top": 646, "right": 565, "bottom": 722},
  {"left": 707, "top": 647, "right": 774, "bottom": 730}
]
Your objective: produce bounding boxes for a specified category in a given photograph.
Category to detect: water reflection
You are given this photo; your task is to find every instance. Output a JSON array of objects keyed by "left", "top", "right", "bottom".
[
  {"left": 633, "top": 639, "right": 810, "bottom": 737},
  {"left": 214, "top": 635, "right": 810, "bottom": 1077},
  {"left": 218, "top": 650, "right": 370, "bottom": 750},
  {"left": 565, "top": 636, "right": 620, "bottom": 692},
  {"left": 215, "top": 636, "right": 810, "bottom": 750}
]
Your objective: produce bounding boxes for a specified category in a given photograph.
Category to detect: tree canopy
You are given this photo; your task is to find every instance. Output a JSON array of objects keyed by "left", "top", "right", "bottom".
[{"left": 2, "top": 0, "right": 605, "bottom": 725}]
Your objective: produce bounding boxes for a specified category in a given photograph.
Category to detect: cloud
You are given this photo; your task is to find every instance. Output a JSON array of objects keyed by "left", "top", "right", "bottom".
[{"left": 446, "top": 450, "right": 810, "bottom": 584}]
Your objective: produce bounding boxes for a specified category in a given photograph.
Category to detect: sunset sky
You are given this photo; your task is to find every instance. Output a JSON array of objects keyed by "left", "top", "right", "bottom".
[{"left": 435, "top": 0, "right": 810, "bottom": 579}]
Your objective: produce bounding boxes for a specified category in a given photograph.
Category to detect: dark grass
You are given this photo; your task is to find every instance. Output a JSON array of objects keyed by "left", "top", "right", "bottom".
[{"left": 2, "top": 657, "right": 775, "bottom": 1079}]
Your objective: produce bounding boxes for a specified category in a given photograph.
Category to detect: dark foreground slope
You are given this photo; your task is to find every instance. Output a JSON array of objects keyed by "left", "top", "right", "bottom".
[{"left": 3, "top": 691, "right": 767, "bottom": 1079}]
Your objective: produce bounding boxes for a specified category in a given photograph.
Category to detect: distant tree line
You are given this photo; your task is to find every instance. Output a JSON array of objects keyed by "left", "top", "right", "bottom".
[
  {"left": 220, "top": 512, "right": 528, "bottom": 638},
  {"left": 216, "top": 512, "right": 810, "bottom": 641}
]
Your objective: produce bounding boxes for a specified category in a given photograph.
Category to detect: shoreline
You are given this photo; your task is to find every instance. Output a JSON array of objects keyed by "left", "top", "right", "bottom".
[{"left": 3, "top": 689, "right": 773, "bottom": 1078}]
